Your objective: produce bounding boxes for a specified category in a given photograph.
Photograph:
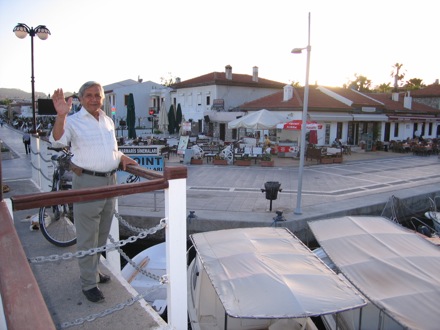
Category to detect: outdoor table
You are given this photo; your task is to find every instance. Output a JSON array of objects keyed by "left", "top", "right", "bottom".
[{"left": 204, "top": 153, "right": 216, "bottom": 163}]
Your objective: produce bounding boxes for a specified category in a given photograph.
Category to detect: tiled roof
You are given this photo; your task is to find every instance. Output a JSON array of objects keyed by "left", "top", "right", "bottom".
[
  {"left": 410, "top": 83, "right": 440, "bottom": 97},
  {"left": 323, "top": 87, "right": 385, "bottom": 108},
  {"left": 171, "top": 72, "right": 285, "bottom": 89},
  {"left": 368, "top": 93, "right": 439, "bottom": 114},
  {"left": 237, "top": 86, "right": 375, "bottom": 112},
  {"left": 235, "top": 86, "right": 439, "bottom": 116}
]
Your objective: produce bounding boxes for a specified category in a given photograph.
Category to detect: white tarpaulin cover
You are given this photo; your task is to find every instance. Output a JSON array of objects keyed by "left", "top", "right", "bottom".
[
  {"left": 189, "top": 227, "right": 366, "bottom": 319},
  {"left": 227, "top": 109, "right": 286, "bottom": 129},
  {"left": 309, "top": 216, "right": 440, "bottom": 330}
]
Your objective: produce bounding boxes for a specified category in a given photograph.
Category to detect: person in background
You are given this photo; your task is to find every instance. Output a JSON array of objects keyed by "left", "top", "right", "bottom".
[
  {"left": 22, "top": 131, "right": 31, "bottom": 154},
  {"left": 264, "top": 134, "right": 271, "bottom": 148},
  {"left": 333, "top": 137, "right": 342, "bottom": 148},
  {"left": 50, "top": 81, "right": 138, "bottom": 303}
]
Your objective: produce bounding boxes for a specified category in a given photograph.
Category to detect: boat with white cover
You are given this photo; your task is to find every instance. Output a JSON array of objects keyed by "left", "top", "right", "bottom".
[
  {"left": 309, "top": 215, "right": 440, "bottom": 330},
  {"left": 187, "top": 227, "right": 367, "bottom": 330}
]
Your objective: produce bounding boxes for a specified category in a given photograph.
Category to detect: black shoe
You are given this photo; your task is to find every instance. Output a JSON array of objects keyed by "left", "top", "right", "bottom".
[
  {"left": 99, "top": 273, "right": 111, "bottom": 284},
  {"left": 82, "top": 287, "right": 105, "bottom": 303}
]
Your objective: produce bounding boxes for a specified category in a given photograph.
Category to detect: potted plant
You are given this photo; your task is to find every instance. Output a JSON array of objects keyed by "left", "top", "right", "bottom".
[
  {"left": 213, "top": 153, "right": 228, "bottom": 165},
  {"left": 260, "top": 153, "right": 274, "bottom": 167},
  {"left": 235, "top": 154, "right": 252, "bottom": 166}
]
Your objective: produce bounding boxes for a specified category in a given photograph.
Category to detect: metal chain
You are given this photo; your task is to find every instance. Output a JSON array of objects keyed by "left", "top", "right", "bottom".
[
  {"left": 28, "top": 218, "right": 167, "bottom": 264},
  {"left": 108, "top": 234, "right": 166, "bottom": 283},
  {"left": 28, "top": 215, "right": 169, "bottom": 328},
  {"left": 115, "top": 212, "right": 152, "bottom": 233},
  {"left": 58, "top": 288, "right": 173, "bottom": 329}
]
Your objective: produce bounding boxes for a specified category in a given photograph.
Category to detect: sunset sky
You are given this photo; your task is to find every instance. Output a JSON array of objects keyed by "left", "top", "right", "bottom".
[{"left": 1, "top": 0, "right": 438, "bottom": 96}]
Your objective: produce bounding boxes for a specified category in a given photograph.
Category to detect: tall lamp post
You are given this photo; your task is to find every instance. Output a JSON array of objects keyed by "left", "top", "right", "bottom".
[
  {"left": 13, "top": 23, "right": 51, "bottom": 134},
  {"left": 292, "top": 12, "right": 311, "bottom": 215}
]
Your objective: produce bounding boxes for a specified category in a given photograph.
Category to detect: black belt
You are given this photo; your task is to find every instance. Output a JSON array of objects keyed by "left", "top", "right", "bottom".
[{"left": 82, "top": 169, "right": 117, "bottom": 177}]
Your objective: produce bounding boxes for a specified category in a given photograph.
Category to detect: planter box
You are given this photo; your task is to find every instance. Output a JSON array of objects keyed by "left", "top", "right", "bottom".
[
  {"left": 260, "top": 160, "right": 274, "bottom": 167},
  {"left": 235, "top": 160, "right": 252, "bottom": 166},
  {"left": 333, "top": 157, "right": 343, "bottom": 163},
  {"left": 213, "top": 159, "right": 228, "bottom": 165},
  {"left": 190, "top": 159, "right": 203, "bottom": 165},
  {"left": 320, "top": 158, "right": 333, "bottom": 164}
]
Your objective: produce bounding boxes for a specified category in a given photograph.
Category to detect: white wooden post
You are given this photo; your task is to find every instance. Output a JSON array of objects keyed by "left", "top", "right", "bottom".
[{"left": 165, "top": 177, "right": 187, "bottom": 329}]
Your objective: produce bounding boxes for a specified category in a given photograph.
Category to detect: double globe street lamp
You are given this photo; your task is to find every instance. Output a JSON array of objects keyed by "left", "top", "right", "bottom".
[
  {"left": 292, "top": 12, "right": 311, "bottom": 215},
  {"left": 13, "top": 23, "right": 51, "bottom": 134}
]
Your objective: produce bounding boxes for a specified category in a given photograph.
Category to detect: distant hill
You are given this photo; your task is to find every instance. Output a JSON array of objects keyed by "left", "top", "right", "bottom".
[{"left": 0, "top": 88, "right": 73, "bottom": 100}]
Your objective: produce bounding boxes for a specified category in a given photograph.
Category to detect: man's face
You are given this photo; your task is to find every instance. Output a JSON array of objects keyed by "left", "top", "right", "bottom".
[{"left": 80, "top": 85, "right": 104, "bottom": 113}]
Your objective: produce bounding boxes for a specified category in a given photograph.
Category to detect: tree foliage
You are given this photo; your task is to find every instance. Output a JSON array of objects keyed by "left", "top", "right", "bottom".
[
  {"left": 375, "top": 83, "right": 393, "bottom": 93},
  {"left": 0, "top": 99, "right": 13, "bottom": 106},
  {"left": 160, "top": 72, "right": 177, "bottom": 87},
  {"left": 347, "top": 74, "right": 372, "bottom": 92},
  {"left": 403, "top": 78, "right": 426, "bottom": 91},
  {"left": 167, "top": 104, "right": 176, "bottom": 134}
]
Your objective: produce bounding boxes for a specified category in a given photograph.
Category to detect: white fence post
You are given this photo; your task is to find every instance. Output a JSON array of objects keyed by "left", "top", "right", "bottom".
[{"left": 165, "top": 177, "right": 187, "bottom": 329}]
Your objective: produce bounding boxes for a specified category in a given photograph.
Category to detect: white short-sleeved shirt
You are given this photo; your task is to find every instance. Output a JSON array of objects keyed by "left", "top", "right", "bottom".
[{"left": 49, "top": 108, "right": 122, "bottom": 172}]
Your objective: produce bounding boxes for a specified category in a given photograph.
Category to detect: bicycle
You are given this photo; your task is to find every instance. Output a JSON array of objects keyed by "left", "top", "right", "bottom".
[{"left": 39, "top": 146, "right": 76, "bottom": 247}]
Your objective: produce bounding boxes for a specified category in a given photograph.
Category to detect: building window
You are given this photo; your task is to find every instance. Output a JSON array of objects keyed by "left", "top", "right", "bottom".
[
  {"left": 336, "top": 122, "right": 342, "bottom": 139},
  {"left": 394, "top": 123, "right": 399, "bottom": 137},
  {"left": 428, "top": 123, "right": 433, "bottom": 135},
  {"left": 124, "top": 94, "right": 129, "bottom": 106},
  {"left": 197, "top": 94, "right": 202, "bottom": 106},
  {"left": 206, "top": 96, "right": 211, "bottom": 106},
  {"left": 325, "top": 124, "right": 331, "bottom": 145}
]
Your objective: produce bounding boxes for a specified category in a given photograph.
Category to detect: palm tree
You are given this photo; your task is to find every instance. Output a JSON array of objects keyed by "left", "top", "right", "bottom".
[
  {"left": 391, "top": 63, "right": 405, "bottom": 92},
  {"left": 375, "top": 83, "right": 392, "bottom": 93}
]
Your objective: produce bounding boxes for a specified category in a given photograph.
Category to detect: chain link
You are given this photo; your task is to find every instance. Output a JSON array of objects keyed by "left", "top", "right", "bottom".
[
  {"left": 28, "top": 217, "right": 167, "bottom": 264},
  {"left": 108, "top": 234, "right": 167, "bottom": 283},
  {"left": 27, "top": 214, "right": 169, "bottom": 328},
  {"left": 58, "top": 287, "right": 173, "bottom": 329}
]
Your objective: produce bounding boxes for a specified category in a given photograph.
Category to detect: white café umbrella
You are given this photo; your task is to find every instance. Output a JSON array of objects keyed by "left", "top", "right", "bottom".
[
  {"left": 158, "top": 101, "right": 169, "bottom": 132},
  {"left": 227, "top": 109, "right": 286, "bottom": 130}
]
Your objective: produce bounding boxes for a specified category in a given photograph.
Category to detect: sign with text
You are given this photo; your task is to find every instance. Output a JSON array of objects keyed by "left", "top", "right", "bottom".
[
  {"left": 212, "top": 99, "right": 225, "bottom": 110},
  {"left": 119, "top": 146, "right": 161, "bottom": 155},
  {"left": 177, "top": 136, "right": 189, "bottom": 155},
  {"left": 118, "top": 146, "right": 164, "bottom": 184}
]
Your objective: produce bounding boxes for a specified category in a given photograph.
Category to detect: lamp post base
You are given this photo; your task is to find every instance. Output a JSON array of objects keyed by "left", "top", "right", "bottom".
[{"left": 294, "top": 208, "right": 302, "bottom": 215}]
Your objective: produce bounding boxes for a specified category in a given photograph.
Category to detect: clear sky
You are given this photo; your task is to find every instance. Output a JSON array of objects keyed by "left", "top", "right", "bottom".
[{"left": 0, "top": 0, "right": 438, "bottom": 96}]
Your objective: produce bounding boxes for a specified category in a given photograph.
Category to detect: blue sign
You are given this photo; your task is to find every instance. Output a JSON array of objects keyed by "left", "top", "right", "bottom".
[{"left": 117, "top": 155, "right": 164, "bottom": 184}]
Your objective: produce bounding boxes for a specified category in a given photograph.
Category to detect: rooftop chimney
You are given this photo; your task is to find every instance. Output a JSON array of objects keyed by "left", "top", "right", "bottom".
[
  {"left": 283, "top": 85, "right": 293, "bottom": 101},
  {"left": 403, "top": 91, "right": 412, "bottom": 109},
  {"left": 175, "top": 77, "right": 181, "bottom": 83},
  {"left": 225, "top": 65, "right": 232, "bottom": 80},
  {"left": 138, "top": 75, "right": 143, "bottom": 83},
  {"left": 252, "top": 66, "right": 259, "bottom": 82},
  {"left": 391, "top": 92, "right": 399, "bottom": 102}
]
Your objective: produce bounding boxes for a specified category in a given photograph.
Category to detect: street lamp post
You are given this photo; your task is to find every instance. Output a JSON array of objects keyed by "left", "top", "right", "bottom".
[
  {"left": 292, "top": 12, "right": 311, "bottom": 215},
  {"left": 13, "top": 23, "right": 51, "bottom": 134}
]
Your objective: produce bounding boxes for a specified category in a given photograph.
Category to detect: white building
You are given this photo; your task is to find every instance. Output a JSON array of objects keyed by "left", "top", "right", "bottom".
[
  {"left": 103, "top": 78, "right": 171, "bottom": 130},
  {"left": 169, "top": 65, "right": 286, "bottom": 140}
]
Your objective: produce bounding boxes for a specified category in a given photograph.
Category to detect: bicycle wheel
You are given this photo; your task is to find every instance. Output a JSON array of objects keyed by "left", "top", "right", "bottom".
[{"left": 39, "top": 203, "right": 76, "bottom": 247}]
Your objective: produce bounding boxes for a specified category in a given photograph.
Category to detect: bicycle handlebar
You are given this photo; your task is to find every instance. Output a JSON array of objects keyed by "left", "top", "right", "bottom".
[{"left": 48, "top": 146, "right": 71, "bottom": 155}]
